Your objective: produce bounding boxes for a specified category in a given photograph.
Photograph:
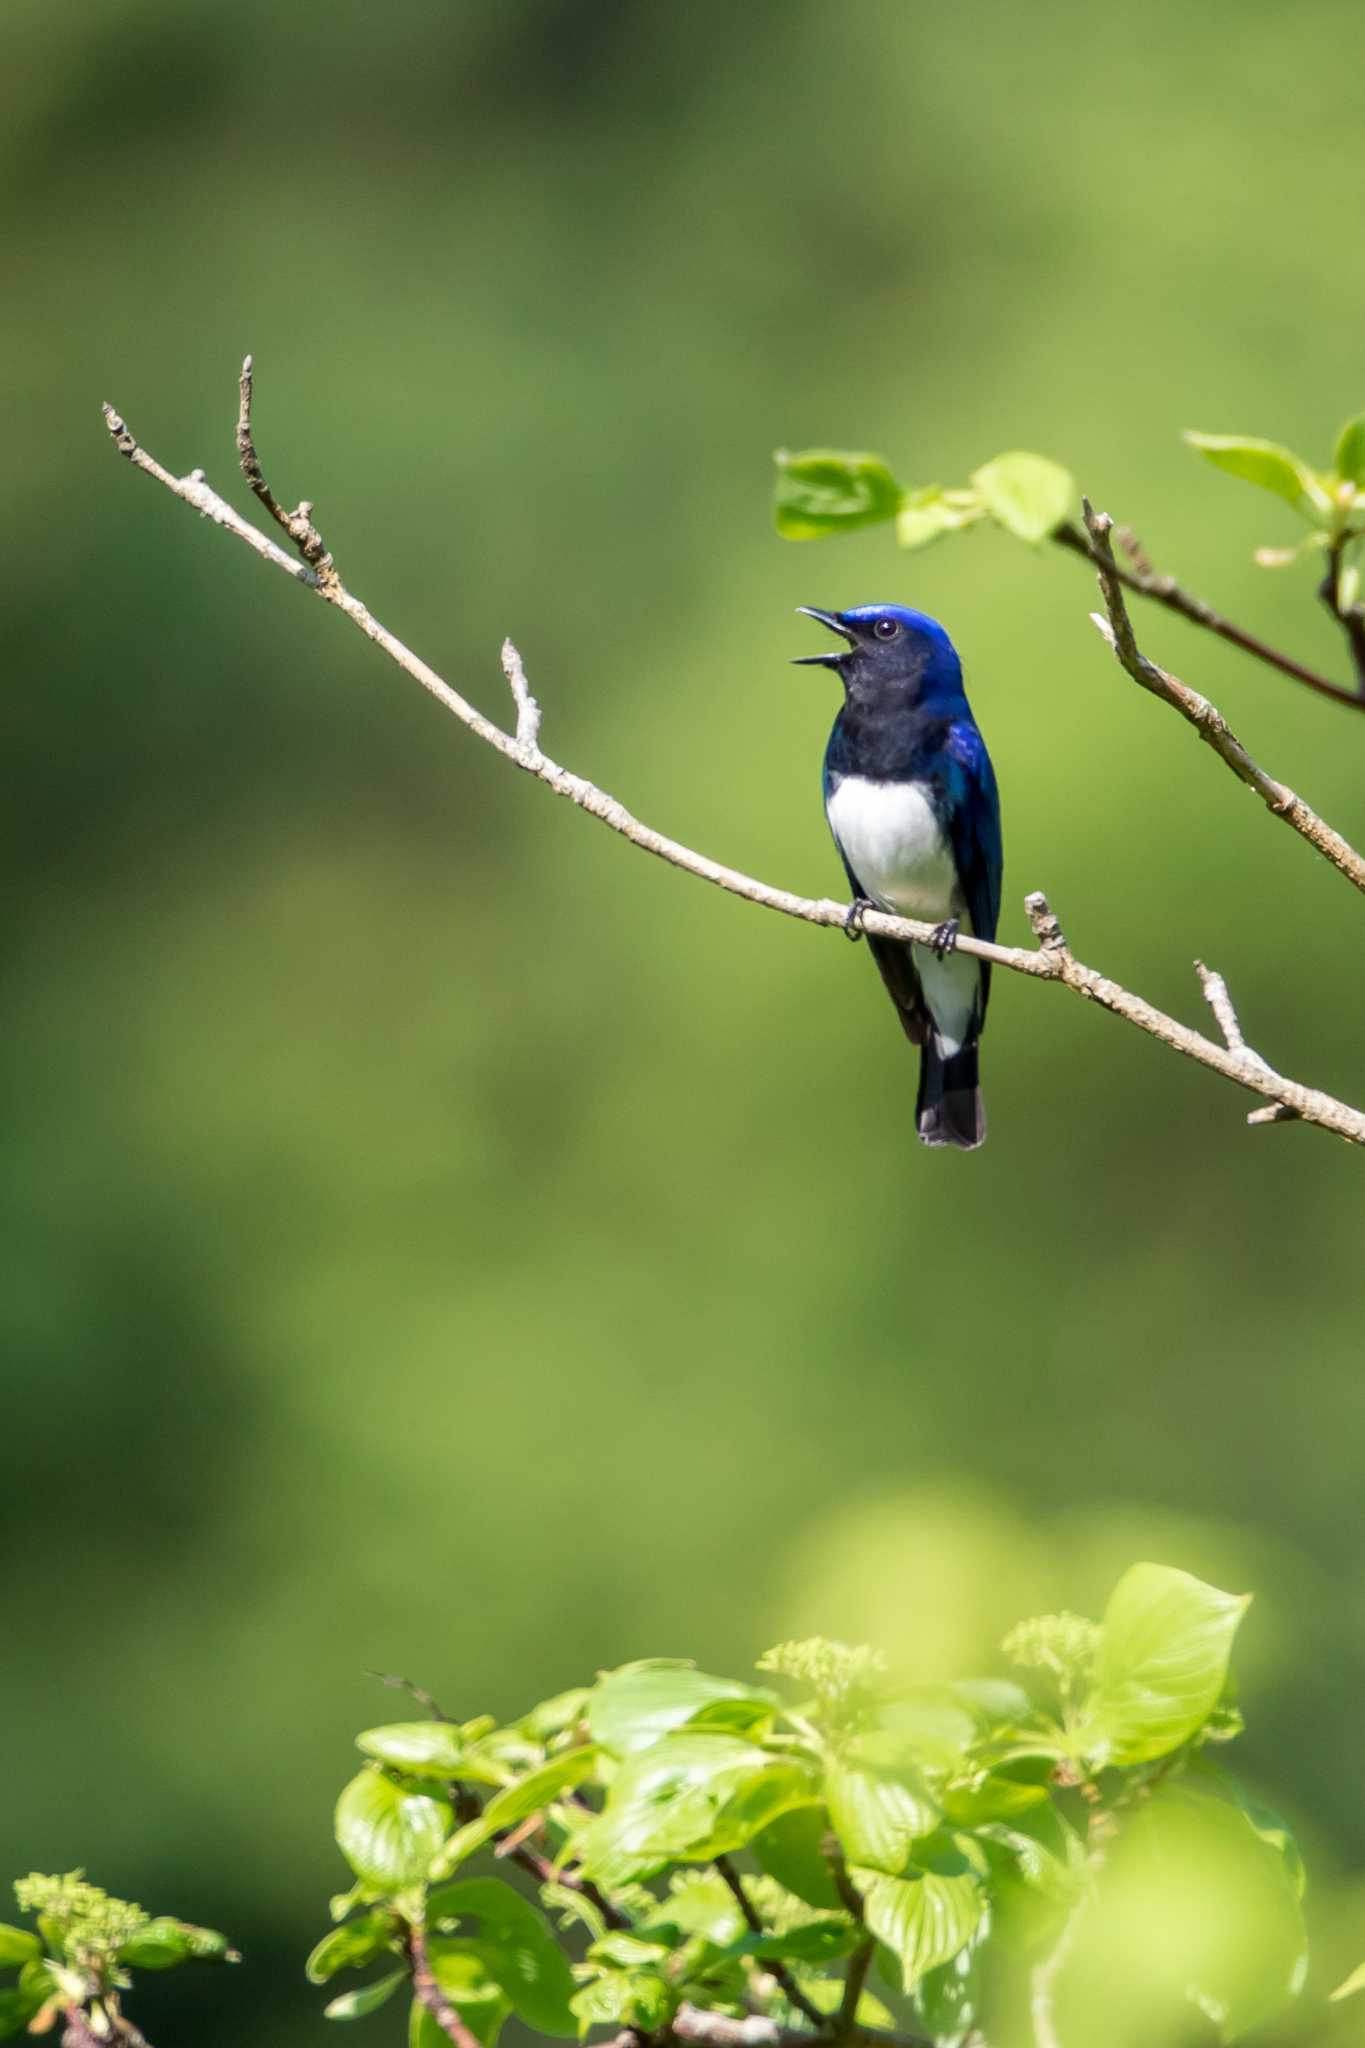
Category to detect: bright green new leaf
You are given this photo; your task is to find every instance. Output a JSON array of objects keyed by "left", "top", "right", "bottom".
[
  {"left": 895, "top": 487, "right": 983, "bottom": 551},
  {"left": 941, "top": 1776, "right": 1048, "bottom": 1826},
  {"left": 751, "top": 1807, "right": 842, "bottom": 1909},
  {"left": 1184, "top": 433, "right": 1330, "bottom": 517},
  {"left": 428, "top": 1747, "right": 598, "bottom": 1880},
  {"left": 424, "top": 1878, "right": 576, "bottom": 2036},
  {"left": 307, "top": 1912, "right": 398, "bottom": 1985},
  {"left": 1079, "top": 1563, "right": 1250, "bottom": 1766},
  {"left": 356, "top": 1723, "right": 503, "bottom": 1783},
  {"left": 519, "top": 1690, "right": 592, "bottom": 1742},
  {"left": 569, "top": 1968, "right": 675, "bottom": 2038},
  {"left": 324, "top": 1969, "right": 406, "bottom": 2020},
  {"left": 589, "top": 1662, "right": 777, "bottom": 1757},
  {"left": 773, "top": 450, "right": 903, "bottom": 540},
  {"left": 1333, "top": 413, "right": 1365, "bottom": 488},
  {"left": 826, "top": 1755, "right": 940, "bottom": 1874},
  {"left": 0, "top": 1928, "right": 40, "bottom": 1969},
  {"left": 117, "top": 1917, "right": 235, "bottom": 1969},
  {"left": 970, "top": 452, "right": 1075, "bottom": 543},
  {"left": 852, "top": 1866, "right": 984, "bottom": 1988},
  {"left": 1331, "top": 1960, "right": 1365, "bottom": 2002},
  {"left": 643, "top": 1875, "right": 744, "bottom": 1946},
  {"left": 576, "top": 1733, "right": 817, "bottom": 1886},
  {"left": 335, "top": 1768, "right": 454, "bottom": 1890}
]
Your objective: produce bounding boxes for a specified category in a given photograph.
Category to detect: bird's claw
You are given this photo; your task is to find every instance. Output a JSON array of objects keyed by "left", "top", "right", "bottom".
[
  {"left": 843, "top": 896, "right": 875, "bottom": 943},
  {"left": 927, "top": 917, "right": 960, "bottom": 959}
]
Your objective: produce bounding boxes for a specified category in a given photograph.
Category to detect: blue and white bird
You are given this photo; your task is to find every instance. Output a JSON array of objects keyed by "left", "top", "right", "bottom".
[{"left": 797, "top": 603, "right": 1003, "bottom": 1150}]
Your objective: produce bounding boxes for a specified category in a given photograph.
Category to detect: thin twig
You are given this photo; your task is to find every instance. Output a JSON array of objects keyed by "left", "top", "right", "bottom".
[
  {"left": 1318, "top": 536, "right": 1365, "bottom": 698},
  {"left": 1054, "top": 518, "right": 1365, "bottom": 712},
  {"left": 1082, "top": 500, "right": 1365, "bottom": 897},
  {"left": 838, "top": 1937, "right": 875, "bottom": 2032},
  {"left": 407, "top": 1921, "right": 484, "bottom": 2048},
  {"left": 671, "top": 2003, "right": 931, "bottom": 2048},
  {"left": 1194, "top": 963, "right": 1249, "bottom": 1054},
  {"left": 714, "top": 1856, "right": 828, "bottom": 2031},
  {"left": 101, "top": 375, "right": 1365, "bottom": 1148},
  {"left": 368, "top": 1671, "right": 454, "bottom": 1722}
]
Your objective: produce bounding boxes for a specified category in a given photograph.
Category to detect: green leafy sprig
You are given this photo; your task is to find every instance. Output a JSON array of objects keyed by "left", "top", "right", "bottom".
[{"left": 311, "top": 1563, "right": 1304, "bottom": 2048}]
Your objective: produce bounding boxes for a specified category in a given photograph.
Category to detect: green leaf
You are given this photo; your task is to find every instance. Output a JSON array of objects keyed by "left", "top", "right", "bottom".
[
  {"left": 1331, "top": 1960, "right": 1365, "bottom": 2002},
  {"left": 0, "top": 1988, "right": 44, "bottom": 2043},
  {"left": 335, "top": 1768, "right": 455, "bottom": 1890},
  {"left": 642, "top": 1875, "right": 744, "bottom": 1945},
  {"left": 569, "top": 1969, "right": 675, "bottom": 2037},
  {"left": 895, "top": 487, "right": 984, "bottom": 551},
  {"left": 576, "top": 1733, "right": 817, "bottom": 1886},
  {"left": 970, "top": 452, "right": 1074, "bottom": 543},
  {"left": 773, "top": 450, "right": 903, "bottom": 540},
  {"left": 428, "top": 1747, "right": 598, "bottom": 1880},
  {"left": 424, "top": 1879, "right": 576, "bottom": 2036},
  {"left": 325, "top": 1969, "right": 406, "bottom": 2020},
  {"left": 356, "top": 1723, "right": 504, "bottom": 1783},
  {"left": 1333, "top": 414, "right": 1365, "bottom": 488},
  {"left": 589, "top": 1662, "right": 777, "bottom": 1757},
  {"left": 1078, "top": 1563, "right": 1250, "bottom": 1766},
  {"left": 941, "top": 1776, "right": 1048, "bottom": 1826},
  {"left": 730, "top": 1918, "right": 859, "bottom": 1965},
  {"left": 117, "top": 1917, "right": 235, "bottom": 1970},
  {"left": 852, "top": 1866, "right": 984, "bottom": 1988},
  {"left": 1055, "top": 1786, "right": 1306, "bottom": 2042},
  {"left": 1184, "top": 433, "right": 1330, "bottom": 516},
  {"left": 0, "top": 1927, "right": 41, "bottom": 1969},
  {"left": 752, "top": 1806, "right": 842, "bottom": 1909},
  {"left": 518, "top": 1690, "right": 592, "bottom": 1742},
  {"left": 794, "top": 1974, "right": 895, "bottom": 2028},
  {"left": 307, "top": 1913, "right": 398, "bottom": 1985},
  {"left": 826, "top": 1754, "right": 940, "bottom": 1874}
]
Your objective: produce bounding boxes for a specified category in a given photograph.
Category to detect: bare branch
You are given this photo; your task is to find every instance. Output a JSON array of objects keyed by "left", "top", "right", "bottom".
[
  {"left": 101, "top": 379, "right": 1365, "bottom": 1149},
  {"left": 1082, "top": 501, "right": 1365, "bottom": 897},
  {"left": 501, "top": 637, "right": 543, "bottom": 754},
  {"left": 235, "top": 355, "right": 338, "bottom": 587},
  {"left": 1054, "top": 517, "right": 1365, "bottom": 712},
  {"left": 1194, "top": 962, "right": 1249, "bottom": 1054}
]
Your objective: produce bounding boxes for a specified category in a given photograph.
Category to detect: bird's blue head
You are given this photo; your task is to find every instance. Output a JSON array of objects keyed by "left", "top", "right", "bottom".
[{"left": 795, "top": 603, "right": 965, "bottom": 709}]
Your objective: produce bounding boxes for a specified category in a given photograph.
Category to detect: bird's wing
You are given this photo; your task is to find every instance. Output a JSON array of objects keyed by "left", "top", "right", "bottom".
[{"left": 944, "top": 720, "right": 1003, "bottom": 1018}]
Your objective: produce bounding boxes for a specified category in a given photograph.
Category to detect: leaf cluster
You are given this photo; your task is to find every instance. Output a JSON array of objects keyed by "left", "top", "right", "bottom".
[
  {"left": 773, "top": 410, "right": 1365, "bottom": 607},
  {"left": 314, "top": 1563, "right": 1307, "bottom": 2048},
  {"left": 0, "top": 1872, "right": 235, "bottom": 2042}
]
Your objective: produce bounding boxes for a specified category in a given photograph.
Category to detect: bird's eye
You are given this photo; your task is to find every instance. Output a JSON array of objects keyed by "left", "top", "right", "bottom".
[{"left": 873, "top": 617, "right": 899, "bottom": 640}]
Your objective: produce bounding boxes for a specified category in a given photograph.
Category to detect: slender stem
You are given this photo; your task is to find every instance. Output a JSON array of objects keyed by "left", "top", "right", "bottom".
[
  {"left": 1080, "top": 501, "right": 1365, "bottom": 896},
  {"left": 1318, "top": 535, "right": 1365, "bottom": 697},
  {"left": 1054, "top": 520, "right": 1365, "bottom": 711},
  {"left": 407, "top": 1921, "right": 484, "bottom": 2048},
  {"left": 714, "top": 1855, "right": 830, "bottom": 2031},
  {"left": 838, "top": 1937, "right": 876, "bottom": 2031}
]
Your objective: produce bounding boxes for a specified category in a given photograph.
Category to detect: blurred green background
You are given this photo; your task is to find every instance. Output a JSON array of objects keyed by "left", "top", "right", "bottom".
[{"left": 6, "top": 0, "right": 1365, "bottom": 2039}]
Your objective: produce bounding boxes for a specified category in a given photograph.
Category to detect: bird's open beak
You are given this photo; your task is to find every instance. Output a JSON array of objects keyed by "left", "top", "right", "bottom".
[{"left": 792, "top": 606, "right": 853, "bottom": 668}]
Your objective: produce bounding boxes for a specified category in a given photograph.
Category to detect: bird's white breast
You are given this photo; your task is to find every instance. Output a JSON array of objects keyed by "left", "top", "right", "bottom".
[{"left": 826, "top": 775, "right": 959, "bottom": 922}]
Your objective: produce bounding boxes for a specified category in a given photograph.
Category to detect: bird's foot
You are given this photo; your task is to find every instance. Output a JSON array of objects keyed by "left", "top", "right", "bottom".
[
  {"left": 843, "top": 896, "right": 876, "bottom": 943},
  {"left": 927, "top": 917, "right": 960, "bottom": 959}
]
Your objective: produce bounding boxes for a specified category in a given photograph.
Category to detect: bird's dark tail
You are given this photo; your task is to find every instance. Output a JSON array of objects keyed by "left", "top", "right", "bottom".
[{"left": 916, "top": 1038, "right": 985, "bottom": 1150}]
